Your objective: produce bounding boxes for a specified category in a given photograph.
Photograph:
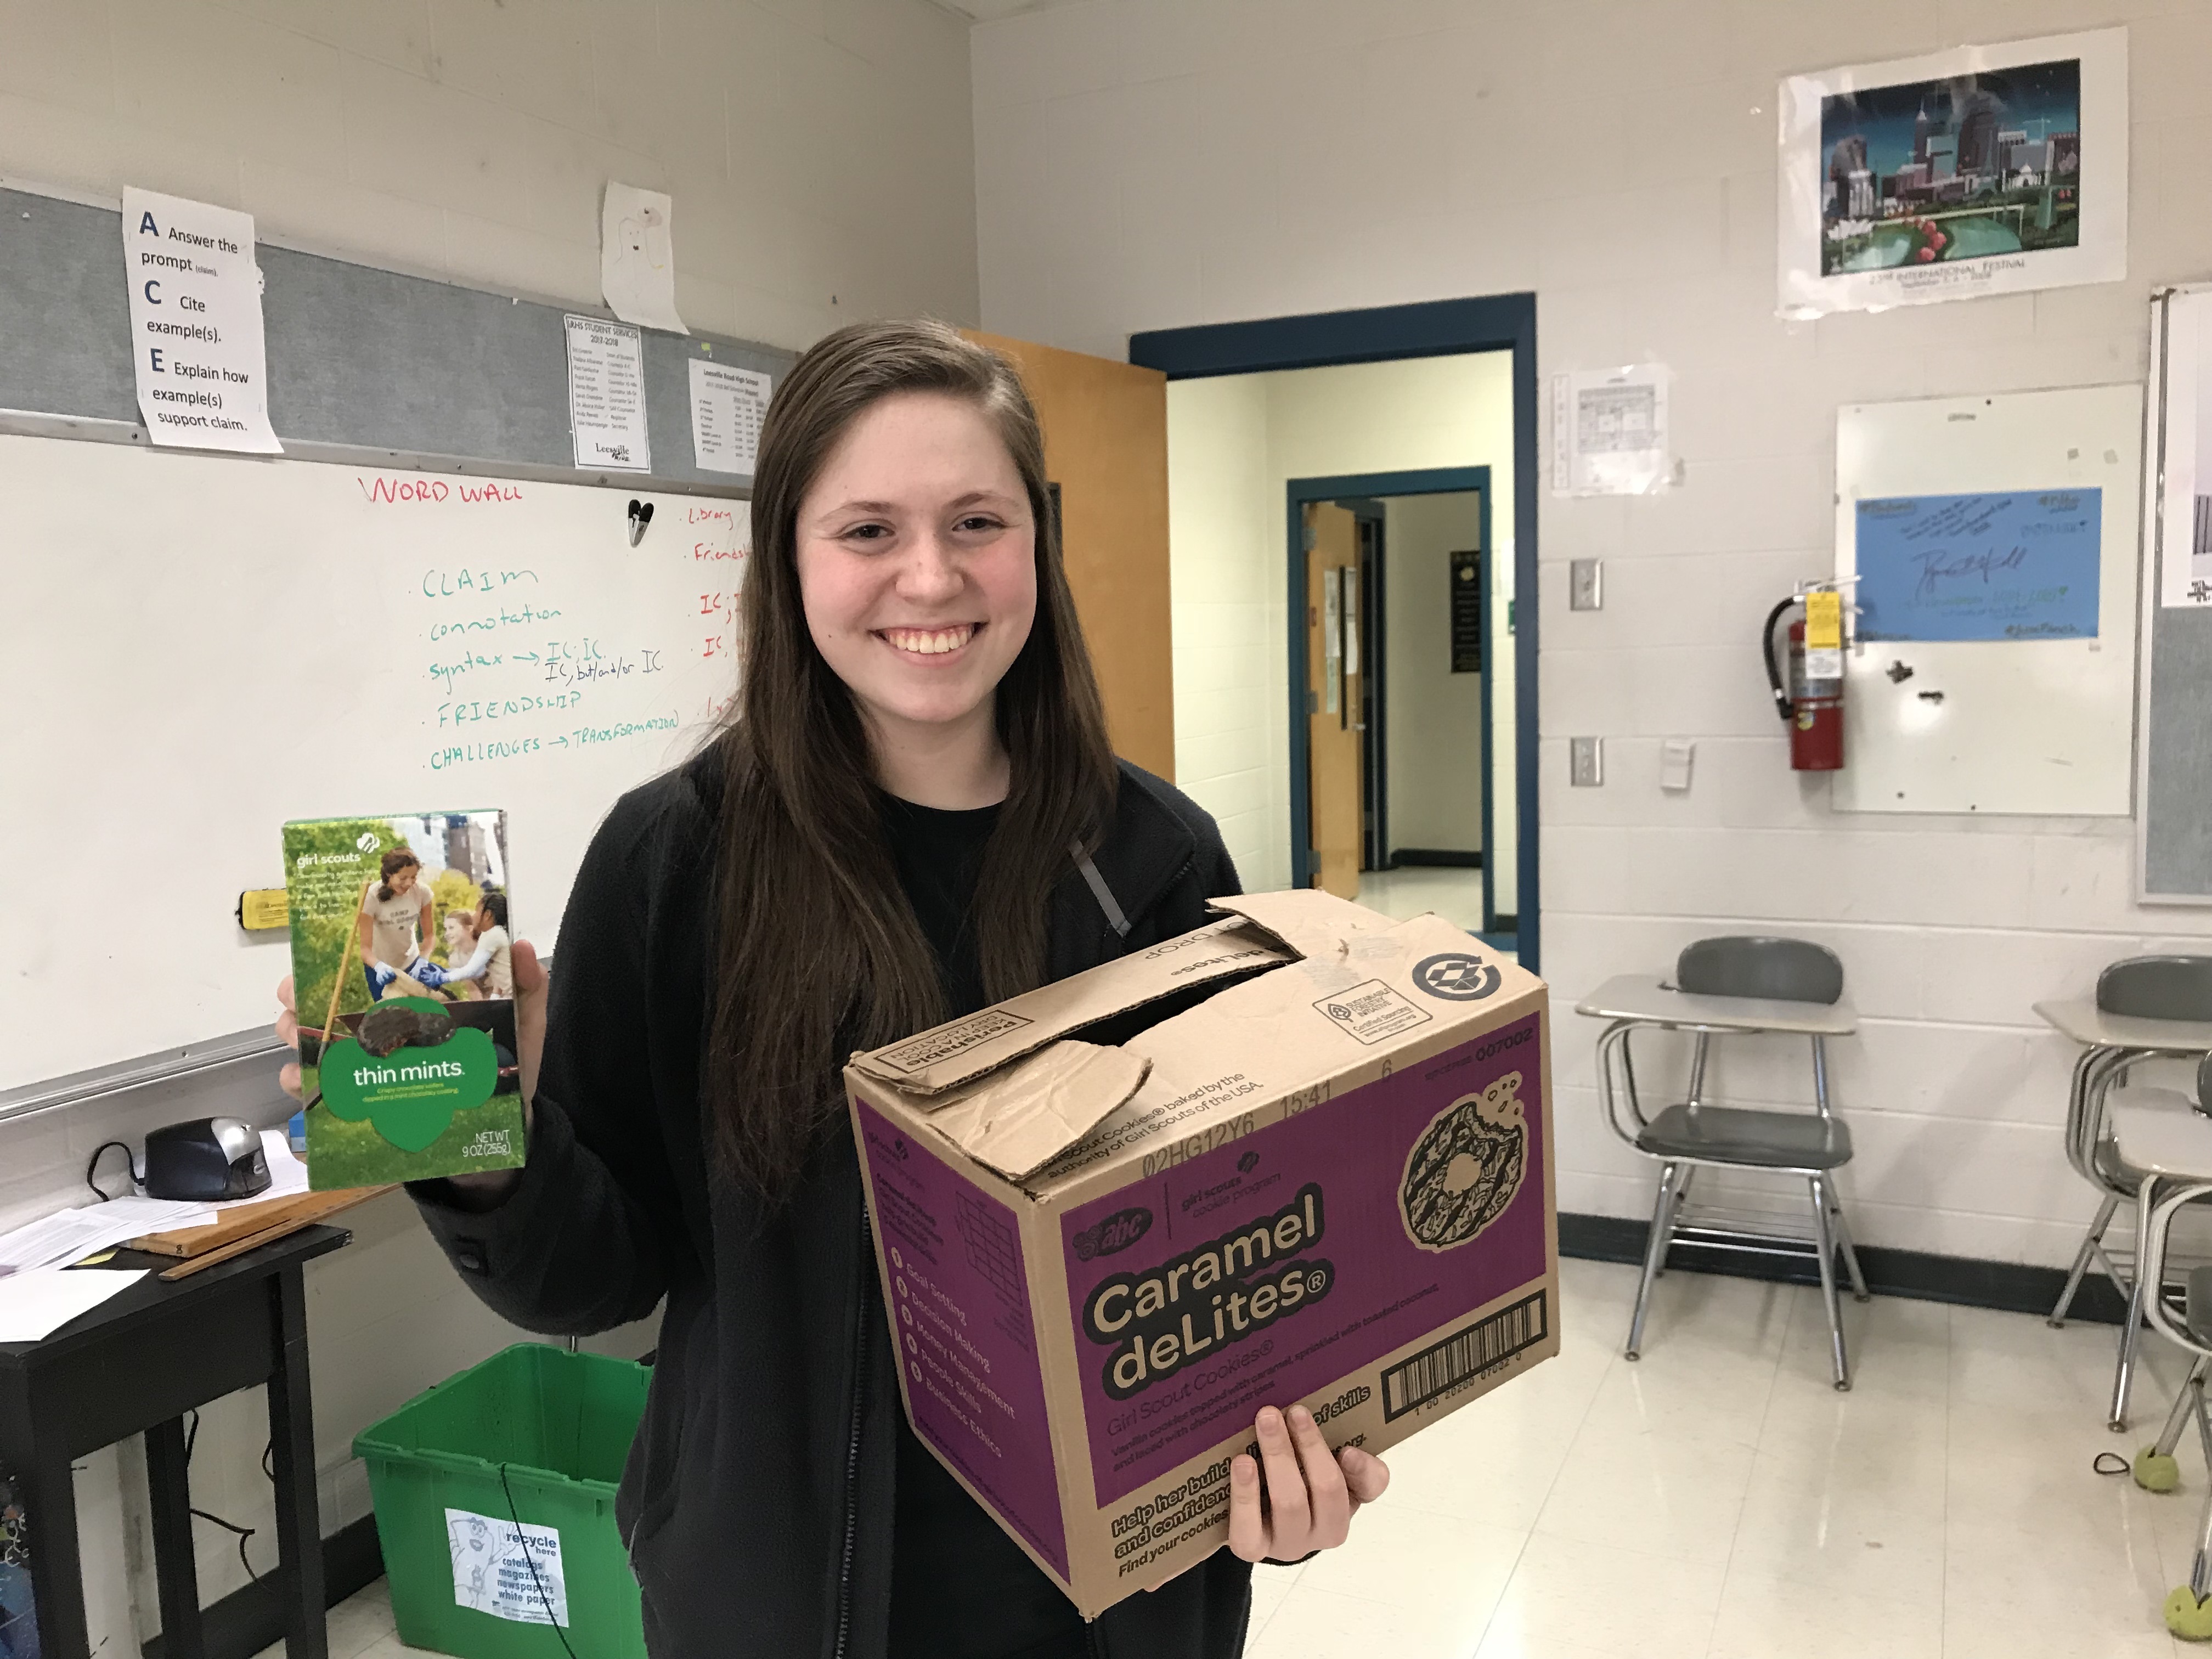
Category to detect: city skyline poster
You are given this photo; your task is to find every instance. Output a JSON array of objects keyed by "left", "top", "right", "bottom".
[{"left": 1778, "top": 30, "right": 2127, "bottom": 318}]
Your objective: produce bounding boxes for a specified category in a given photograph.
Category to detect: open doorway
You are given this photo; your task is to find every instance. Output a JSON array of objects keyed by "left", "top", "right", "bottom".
[
  {"left": 1137, "top": 296, "right": 1538, "bottom": 967},
  {"left": 1294, "top": 475, "right": 1509, "bottom": 944}
]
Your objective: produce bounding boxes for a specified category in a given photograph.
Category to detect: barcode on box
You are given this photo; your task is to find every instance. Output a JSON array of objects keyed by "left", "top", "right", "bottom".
[{"left": 1380, "top": 1290, "right": 1548, "bottom": 1421}]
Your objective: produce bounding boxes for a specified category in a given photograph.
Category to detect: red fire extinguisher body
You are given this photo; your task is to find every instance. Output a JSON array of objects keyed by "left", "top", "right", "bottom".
[{"left": 1786, "top": 620, "right": 1844, "bottom": 771}]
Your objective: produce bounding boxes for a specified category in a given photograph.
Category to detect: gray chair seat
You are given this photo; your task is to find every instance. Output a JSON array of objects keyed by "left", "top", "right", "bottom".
[{"left": 1635, "top": 1102, "right": 1853, "bottom": 1171}]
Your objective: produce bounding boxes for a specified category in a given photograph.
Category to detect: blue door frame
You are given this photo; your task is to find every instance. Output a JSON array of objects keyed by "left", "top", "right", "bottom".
[
  {"left": 1130, "top": 294, "right": 1541, "bottom": 973},
  {"left": 1289, "top": 470, "right": 1498, "bottom": 938}
]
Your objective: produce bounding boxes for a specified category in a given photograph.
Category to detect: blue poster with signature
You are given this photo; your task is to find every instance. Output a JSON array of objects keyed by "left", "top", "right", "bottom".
[{"left": 1854, "top": 489, "right": 2101, "bottom": 641}]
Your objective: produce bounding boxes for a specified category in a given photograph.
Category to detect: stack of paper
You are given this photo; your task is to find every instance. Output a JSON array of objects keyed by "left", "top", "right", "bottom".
[
  {"left": 0, "top": 1132, "right": 318, "bottom": 1272},
  {"left": 0, "top": 1196, "right": 213, "bottom": 1274},
  {"left": 0, "top": 1268, "right": 149, "bottom": 1341}
]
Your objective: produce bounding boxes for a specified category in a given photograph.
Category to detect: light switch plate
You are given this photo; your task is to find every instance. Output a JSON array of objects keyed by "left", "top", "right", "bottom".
[
  {"left": 1661, "top": 738, "right": 1695, "bottom": 792},
  {"left": 1570, "top": 558, "right": 1603, "bottom": 611},
  {"left": 1571, "top": 737, "right": 1603, "bottom": 787}
]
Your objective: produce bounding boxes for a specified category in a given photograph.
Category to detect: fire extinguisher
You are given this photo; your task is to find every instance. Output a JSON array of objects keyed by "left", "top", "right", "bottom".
[{"left": 1762, "top": 593, "right": 1844, "bottom": 771}]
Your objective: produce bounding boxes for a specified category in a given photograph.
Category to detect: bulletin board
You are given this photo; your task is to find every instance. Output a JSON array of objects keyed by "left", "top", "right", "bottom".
[
  {"left": 2138, "top": 286, "right": 2212, "bottom": 901},
  {"left": 0, "top": 183, "right": 790, "bottom": 493},
  {"left": 1831, "top": 384, "right": 2142, "bottom": 815}
]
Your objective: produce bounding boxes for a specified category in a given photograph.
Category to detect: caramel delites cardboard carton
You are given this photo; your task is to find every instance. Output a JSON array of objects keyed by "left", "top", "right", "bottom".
[
  {"left": 284, "top": 811, "right": 526, "bottom": 1190},
  {"left": 845, "top": 890, "right": 1558, "bottom": 1617}
]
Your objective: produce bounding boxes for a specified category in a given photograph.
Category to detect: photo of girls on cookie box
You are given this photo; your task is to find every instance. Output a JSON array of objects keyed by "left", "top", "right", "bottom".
[
  {"left": 846, "top": 888, "right": 1556, "bottom": 1618},
  {"left": 284, "top": 810, "right": 526, "bottom": 1191}
]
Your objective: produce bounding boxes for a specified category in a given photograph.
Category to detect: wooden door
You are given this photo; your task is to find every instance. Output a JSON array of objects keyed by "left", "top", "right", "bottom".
[
  {"left": 963, "top": 331, "right": 1174, "bottom": 779},
  {"left": 1306, "top": 503, "right": 1364, "bottom": 898}
]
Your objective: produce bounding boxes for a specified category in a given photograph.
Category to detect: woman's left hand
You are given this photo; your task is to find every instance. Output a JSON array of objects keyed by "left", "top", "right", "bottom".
[{"left": 1227, "top": 1404, "right": 1390, "bottom": 1562}]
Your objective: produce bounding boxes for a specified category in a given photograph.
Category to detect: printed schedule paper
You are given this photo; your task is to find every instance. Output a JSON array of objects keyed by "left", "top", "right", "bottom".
[
  {"left": 563, "top": 315, "right": 651, "bottom": 473},
  {"left": 688, "top": 359, "right": 771, "bottom": 475},
  {"left": 121, "top": 187, "right": 282, "bottom": 453}
]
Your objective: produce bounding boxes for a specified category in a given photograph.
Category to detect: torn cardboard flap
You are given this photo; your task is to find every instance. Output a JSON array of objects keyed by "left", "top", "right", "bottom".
[
  {"left": 915, "top": 1040, "right": 1152, "bottom": 1180},
  {"left": 1205, "top": 889, "right": 1401, "bottom": 963},
  {"left": 850, "top": 917, "right": 1294, "bottom": 1096},
  {"left": 1024, "top": 913, "right": 1540, "bottom": 1188}
]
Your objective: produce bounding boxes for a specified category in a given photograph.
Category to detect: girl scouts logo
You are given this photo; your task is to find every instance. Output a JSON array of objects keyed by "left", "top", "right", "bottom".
[
  {"left": 320, "top": 997, "right": 498, "bottom": 1151},
  {"left": 1412, "top": 953, "right": 1502, "bottom": 1001}
]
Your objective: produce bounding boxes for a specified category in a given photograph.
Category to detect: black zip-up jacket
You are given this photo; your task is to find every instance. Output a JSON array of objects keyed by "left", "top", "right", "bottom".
[{"left": 411, "top": 750, "right": 1255, "bottom": 1659}]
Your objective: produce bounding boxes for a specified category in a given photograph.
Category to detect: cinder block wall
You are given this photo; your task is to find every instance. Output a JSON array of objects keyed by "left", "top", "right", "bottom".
[
  {"left": 970, "top": 0, "right": 2212, "bottom": 1265},
  {"left": 2, "top": 0, "right": 979, "bottom": 347}
]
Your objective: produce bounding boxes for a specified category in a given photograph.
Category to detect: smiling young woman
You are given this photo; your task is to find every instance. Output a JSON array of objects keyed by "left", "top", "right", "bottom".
[{"left": 276, "top": 319, "right": 1384, "bottom": 1659}]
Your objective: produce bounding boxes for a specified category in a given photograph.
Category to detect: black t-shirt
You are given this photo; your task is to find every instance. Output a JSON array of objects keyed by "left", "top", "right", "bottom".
[{"left": 879, "top": 793, "right": 1088, "bottom": 1659}]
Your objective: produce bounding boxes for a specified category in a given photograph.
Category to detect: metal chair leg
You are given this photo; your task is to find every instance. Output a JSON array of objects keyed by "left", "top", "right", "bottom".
[
  {"left": 2154, "top": 1357, "right": 2211, "bottom": 1460},
  {"left": 1652, "top": 1166, "right": 1692, "bottom": 1279},
  {"left": 2114, "top": 1174, "right": 2163, "bottom": 1433},
  {"left": 2194, "top": 1454, "right": 2212, "bottom": 1603},
  {"left": 1809, "top": 1174, "right": 1850, "bottom": 1391},
  {"left": 1829, "top": 1192, "right": 1871, "bottom": 1303},
  {"left": 2052, "top": 1191, "right": 2120, "bottom": 1328},
  {"left": 1626, "top": 1163, "right": 1680, "bottom": 1362}
]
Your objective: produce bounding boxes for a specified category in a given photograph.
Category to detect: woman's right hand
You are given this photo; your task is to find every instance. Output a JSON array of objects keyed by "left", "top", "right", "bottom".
[{"left": 275, "top": 940, "right": 547, "bottom": 1206}]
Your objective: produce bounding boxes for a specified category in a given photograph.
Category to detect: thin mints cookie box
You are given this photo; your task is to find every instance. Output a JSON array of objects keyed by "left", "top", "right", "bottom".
[{"left": 284, "top": 810, "right": 526, "bottom": 1189}]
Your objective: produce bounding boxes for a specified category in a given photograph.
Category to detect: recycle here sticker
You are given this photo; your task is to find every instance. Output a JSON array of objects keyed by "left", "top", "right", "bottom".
[{"left": 447, "top": 1508, "right": 568, "bottom": 1627}]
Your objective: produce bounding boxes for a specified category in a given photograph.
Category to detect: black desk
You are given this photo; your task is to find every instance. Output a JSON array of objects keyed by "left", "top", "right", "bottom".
[{"left": 0, "top": 1225, "right": 351, "bottom": 1659}]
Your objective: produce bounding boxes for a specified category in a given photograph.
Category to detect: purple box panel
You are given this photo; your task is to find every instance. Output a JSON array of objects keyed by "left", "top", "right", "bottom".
[
  {"left": 1062, "top": 1013, "right": 1548, "bottom": 1506},
  {"left": 856, "top": 1101, "right": 1069, "bottom": 1577}
]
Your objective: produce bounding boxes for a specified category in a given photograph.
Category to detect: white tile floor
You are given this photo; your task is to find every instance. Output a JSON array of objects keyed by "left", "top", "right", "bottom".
[
  {"left": 1353, "top": 866, "right": 1492, "bottom": 938},
  {"left": 260, "top": 1259, "right": 2212, "bottom": 1659}
]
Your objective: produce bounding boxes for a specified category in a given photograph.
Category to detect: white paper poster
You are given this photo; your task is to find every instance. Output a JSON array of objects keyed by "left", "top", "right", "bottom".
[
  {"left": 601, "top": 182, "right": 686, "bottom": 334},
  {"left": 120, "top": 187, "right": 282, "bottom": 453},
  {"left": 688, "top": 359, "right": 771, "bottom": 476},
  {"left": 1777, "top": 29, "right": 2127, "bottom": 318},
  {"left": 446, "top": 1508, "right": 568, "bottom": 1627},
  {"left": 1550, "top": 366, "right": 1671, "bottom": 496},
  {"left": 2157, "top": 290, "right": 2212, "bottom": 608},
  {"left": 564, "top": 314, "right": 651, "bottom": 472}
]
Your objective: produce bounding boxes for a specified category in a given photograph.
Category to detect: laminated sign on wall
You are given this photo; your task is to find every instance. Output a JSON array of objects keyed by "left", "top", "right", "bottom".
[
  {"left": 1778, "top": 29, "right": 2127, "bottom": 317},
  {"left": 120, "top": 187, "right": 281, "bottom": 453},
  {"left": 1550, "top": 366, "right": 1669, "bottom": 496},
  {"left": 564, "top": 315, "right": 651, "bottom": 473}
]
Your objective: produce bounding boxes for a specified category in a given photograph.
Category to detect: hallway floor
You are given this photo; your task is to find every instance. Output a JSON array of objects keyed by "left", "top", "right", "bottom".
[
  {"left": 273, "top": 1260, "right": 2207, "bottom": 1659},
  {"left": 1356, "top": 865, "right": 1492, "bottom": 938}
]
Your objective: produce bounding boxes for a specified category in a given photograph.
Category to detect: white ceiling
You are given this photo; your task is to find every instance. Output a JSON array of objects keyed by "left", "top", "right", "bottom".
[{"left": 935, "top": 0, "right": 1070, "bottom": 19}]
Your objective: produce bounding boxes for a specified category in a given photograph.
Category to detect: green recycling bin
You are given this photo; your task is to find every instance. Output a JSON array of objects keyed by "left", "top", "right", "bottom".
[{"left": 354, "top": 1344, "right": 650, "bottom": 1659}]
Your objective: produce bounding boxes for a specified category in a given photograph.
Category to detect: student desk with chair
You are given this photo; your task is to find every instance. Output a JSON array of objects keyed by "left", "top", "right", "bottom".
[
  {"left": 1578, "top": 936, "right": 1868, "bottom": 1391},
  {"left": 0, "top": 1225, "right": 348, "bottom": 1659},
  {"left": 2037, "top": 956, "right": 2212, "bottom": 1431}
]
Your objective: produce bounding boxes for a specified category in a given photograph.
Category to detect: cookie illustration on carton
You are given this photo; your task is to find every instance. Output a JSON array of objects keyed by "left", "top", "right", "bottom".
[{"left": 1400, "top": 1071, "right": 1528, "bottom": 1252}]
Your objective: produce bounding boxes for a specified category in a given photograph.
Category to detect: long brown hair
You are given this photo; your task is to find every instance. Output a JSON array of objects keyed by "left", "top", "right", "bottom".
[
  {"left": 706, "top": 319, "right": 1118, "bottom": 1199},
  {"left": 377, "top": 849, "right": 421, "bottom": 902}
]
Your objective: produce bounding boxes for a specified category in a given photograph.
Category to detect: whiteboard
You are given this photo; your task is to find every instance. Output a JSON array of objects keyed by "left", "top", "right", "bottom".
[
  {"left": 1, "top": 432, "right": 748, "bottom": 1091},
  {"left": 1832, "top": 385, "right": 2142, "bottom": 815}
]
